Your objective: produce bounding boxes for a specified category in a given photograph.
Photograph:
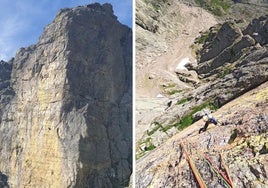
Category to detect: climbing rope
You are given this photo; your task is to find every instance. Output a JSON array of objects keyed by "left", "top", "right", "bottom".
[
  {"left": 180, "top": 142, "right": 207, "bottom": 188},
  {"left": 188, "top": 142, "right": 234, "bottom": 188},
  {"left": 220, "top": 153, "right": 234, "bottom": 188}
]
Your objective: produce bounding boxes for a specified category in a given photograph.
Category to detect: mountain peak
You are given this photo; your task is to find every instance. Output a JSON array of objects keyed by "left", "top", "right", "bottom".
[
  {"left": 56, "top": 3, "right": 116, "bottom": 21},
  {"left": 0, "top": 3, "right": 132, "bottom": 187}
]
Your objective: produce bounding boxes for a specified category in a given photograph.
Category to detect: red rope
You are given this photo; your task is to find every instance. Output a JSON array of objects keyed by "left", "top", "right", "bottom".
[
  {"left": 180, "top": 142, "right": 207, "bottom": 188},
  {"left": 189, "top": 142, "right": 234, "bottom": 187}
]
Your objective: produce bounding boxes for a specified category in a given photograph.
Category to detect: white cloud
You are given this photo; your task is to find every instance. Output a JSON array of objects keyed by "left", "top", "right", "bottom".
[
  {"left": 0, "top": 0, "right": 132, "bottom": 61},
  {"left": 0, "top": 0, "right": 57, "bottom": 61},
  {"left": 0, "top": 15, "right": 28, "bottom": 60}
]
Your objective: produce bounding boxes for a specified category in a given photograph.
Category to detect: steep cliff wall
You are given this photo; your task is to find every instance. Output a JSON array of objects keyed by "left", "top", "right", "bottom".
[{"left": 0, "top": 3, "right": 132, "bottom": 188}]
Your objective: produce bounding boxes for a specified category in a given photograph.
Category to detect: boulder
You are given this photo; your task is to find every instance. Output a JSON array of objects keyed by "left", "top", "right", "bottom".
[
  {"left": 243, "top": 15, "right": 268, "bottom": 45},
  {"left": 200, "top": 22, "right": 242, "bottom": 63}
]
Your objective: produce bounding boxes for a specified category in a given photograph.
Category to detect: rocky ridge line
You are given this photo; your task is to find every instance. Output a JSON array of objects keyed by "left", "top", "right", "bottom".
[
  {"left": 0, "top": 3, "right": 132, "bottom": 188},
  {"left": 137, "top": 15, "right": 268, "bottom": 158}
]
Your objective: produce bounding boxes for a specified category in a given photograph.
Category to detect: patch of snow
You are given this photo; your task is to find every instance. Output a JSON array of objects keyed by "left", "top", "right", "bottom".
[
  {"left": 176, "top": 57, "right": 190, "bottom": 70},
  {"left": 156, "top": 94, "right": 164, "bottom": 98}
]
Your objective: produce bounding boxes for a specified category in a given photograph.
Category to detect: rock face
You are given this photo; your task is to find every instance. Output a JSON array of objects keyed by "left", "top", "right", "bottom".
[
  {"left": 195, "top": 16, "right": 268, "bottom": 106},
  {"left": 135, "top": 0, "right": 218, "bottom": 154},
  {"left": 0, "top": 60, "right": 14, "bottom": 125},
  {"left": 136, "top": 82, "right": 268, "bottom": 187},
  {"left": 136, "top": 0, "right": 268, "bottom": 187},
  {"left": 0, "top": 171, "right": 9, "bottom": 188},
  {"left": 0, "top": 3, "right": 132, "bottom": 188},
  {"left": 136, "top": 15, "right": 268, "bottom": 158}
]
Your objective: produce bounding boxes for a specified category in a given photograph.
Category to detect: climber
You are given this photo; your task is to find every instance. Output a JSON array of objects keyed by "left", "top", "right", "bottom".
[
  {"left": 199, "top": 114, "right": 218, "bottom": 134},
  {"left": 164, "top": 100, "right": 172, "bottom": 111}
]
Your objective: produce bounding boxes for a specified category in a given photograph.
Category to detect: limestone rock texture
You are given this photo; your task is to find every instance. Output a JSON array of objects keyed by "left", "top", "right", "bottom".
[
  {"left": 136, "top": 14, "right": 268, "bottom": 159},
  {"left": 136, "top": 82, "right": 268, "bottom": 187},
  {"left": 135, "top": 0, "right": 218, "bottom": 156},
  {"left": 136, "top": 0, "right": 268, "bottom": 187},
  {"left": 0, "top": 3, "right": 132, "bottom": 188}
]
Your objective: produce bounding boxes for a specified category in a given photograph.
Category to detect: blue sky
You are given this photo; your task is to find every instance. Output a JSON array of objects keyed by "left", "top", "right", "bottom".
[{"left": 0, "top": 0, "right": 132, "bottom": 61}]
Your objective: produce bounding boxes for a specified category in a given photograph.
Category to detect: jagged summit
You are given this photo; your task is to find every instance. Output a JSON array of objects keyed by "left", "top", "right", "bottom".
[
  {"left": 52, "top": 3, "right": 116, "bottom": 20},
  {"left": 11, "top": 3, "right": 120, "bottom": 63},
  {"left": 0, "top": 3, "right": 132, "bottom": 188}
]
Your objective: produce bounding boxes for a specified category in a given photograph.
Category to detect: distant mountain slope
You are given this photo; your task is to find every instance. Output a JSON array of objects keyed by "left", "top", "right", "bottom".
[
  {"left": 136, "top": 0, "right": 218, "bottom": 153},
  {"left": 136, "top": 0, "right": 268, "bottom": 160}
]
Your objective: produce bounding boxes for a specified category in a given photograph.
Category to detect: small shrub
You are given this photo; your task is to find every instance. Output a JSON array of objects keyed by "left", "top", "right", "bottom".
[
  {"left": 147, "top": 122, "right": 162, "bottom": 136},
  {"left": 161, "top": 122, "right": 180, "bottom": 132},
  {"left": 136, "top": 137, "right": 156, "bottom": 159},
  {"left": 167, "top": 89, "right": 182, "bottom": 95},
  {"left": 145, "top": 143, "right": 156, "bottom": 151},
  {"left": 163, "top": 83, "right": 176, "bottom": 88},
  {"left": 179, "top": 115, "right": 194, "bottom": 130},
  {"left": 195, "top": 0, "right": 231, "bottom": 17},
  {"left": 178, "top": 100, "right": 220, "bottom": 130},
  {"left": 228, "top": 129, "right": 238, "bottom": 144},
  {"left": 195, "top": 31, "right": 210, "bottom": 44},
  {"left": 177, "top": 98, "right": 188, "bottom": 105},
  {"left": 219, "top": 68, "right": 231, "bottom": 78},
  {"left": 218, "top": 64, "right": 235, "bottom": 78}
]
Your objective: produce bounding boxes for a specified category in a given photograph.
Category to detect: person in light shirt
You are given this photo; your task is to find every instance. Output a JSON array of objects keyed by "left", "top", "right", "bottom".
[{"left": 199, "top": 114, "right": 218, "bottom": 134}]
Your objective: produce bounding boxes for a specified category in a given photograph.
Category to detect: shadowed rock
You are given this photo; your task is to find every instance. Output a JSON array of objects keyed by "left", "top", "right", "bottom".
[{"left": 0, "top": 3, "right": 132, "bottom": 188}]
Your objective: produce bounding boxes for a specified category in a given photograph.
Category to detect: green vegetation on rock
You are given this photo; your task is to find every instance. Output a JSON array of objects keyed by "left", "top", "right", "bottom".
[
  {"left": 136, "top": 137, "right": 156, "bottom": 159},
  {"left": 219, "top": 64, "right": 235, "bottom": 78},
  {"left": 158, "top": 100, "right": 220, "bottom": 133},
  {"left": 177, "top": 98, "right": 189, "bottom": 105},
  {"left": 167, "top": 89, "right": 183, "bottom": 95},
  {"left": 195, "top": 0, "right": 232, "bottom": 16},
  {"left": 195, "top": 31, "right": 210, "bottom": 44},
  {"left": 162, "top": 83, "right": 183, "bottom": 95},
  {"left": 147, "top": 122, "right": 163, "bottom": 136},
  {"left": 178, "top": 100, "right": 220, "bottom": 130},
  {"left": 163, "top": 83, "right": 176, "bottom": 88},
  {"left": 145, "top": 143, "right": 156, "bottom": 151},
  {"left": 162, "top": 122, "right": 180, "bottom": 132}
]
